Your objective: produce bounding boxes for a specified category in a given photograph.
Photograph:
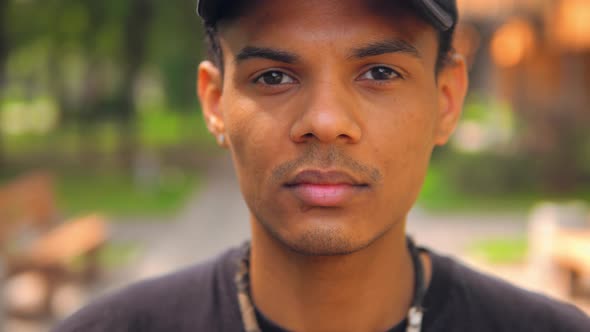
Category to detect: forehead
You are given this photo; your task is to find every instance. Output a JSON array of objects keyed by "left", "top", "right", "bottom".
[{"left": 218, "top": 0, "right": 437, "bottom": 59}]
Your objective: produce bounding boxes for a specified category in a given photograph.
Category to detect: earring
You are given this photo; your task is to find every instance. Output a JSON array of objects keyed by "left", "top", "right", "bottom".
[{"left": 218, "top": 134, "right": 225, "bottom": 146}]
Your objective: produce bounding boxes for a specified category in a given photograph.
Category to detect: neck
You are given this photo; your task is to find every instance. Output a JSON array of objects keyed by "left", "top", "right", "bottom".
[{"left": 250, "top": 218, "right": 424, "bottom": 332}]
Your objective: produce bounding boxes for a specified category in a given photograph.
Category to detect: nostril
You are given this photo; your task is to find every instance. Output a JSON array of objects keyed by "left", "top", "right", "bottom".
[{"left": 303, "top": 133, "right": 314, "bottom": 139}]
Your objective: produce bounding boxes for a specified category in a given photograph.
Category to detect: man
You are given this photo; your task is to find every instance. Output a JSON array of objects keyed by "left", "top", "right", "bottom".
[{"left": 54, "top": 0, "right": 590, "bottom": 331}]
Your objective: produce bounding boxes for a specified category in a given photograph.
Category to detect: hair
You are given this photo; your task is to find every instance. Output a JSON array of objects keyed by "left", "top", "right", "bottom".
[
  {"left": 203, "top": 9, "right": 456, "bottom": 76},
  {"left": 205, "top": 24, "right": 225, "bottom": 72},
  {"left": 436, "top": 27, "right": 456, "bottom": 72}
]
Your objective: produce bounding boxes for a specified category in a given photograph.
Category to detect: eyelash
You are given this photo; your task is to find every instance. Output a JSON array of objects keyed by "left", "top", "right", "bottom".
[
  {"left": 251, "top": 65, "right": 403, "bottom": 87},
  {"left": 357, "top": 65, "right": 403, "bottom": 82},
  {"left": 252, "top": 70, "right": 298, "bottom": 86}
]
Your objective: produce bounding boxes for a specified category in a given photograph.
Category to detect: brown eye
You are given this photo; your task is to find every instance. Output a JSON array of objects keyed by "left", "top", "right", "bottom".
[
  {"left": 255, "top": 71, "right": 296, "bottom": 85},
  {"left": 359, "top": 66, "right": 400, "bottom": 81}
]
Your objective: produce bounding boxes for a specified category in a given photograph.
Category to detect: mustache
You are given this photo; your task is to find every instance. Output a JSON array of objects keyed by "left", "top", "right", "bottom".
[{"left": 270, "top": 144, "right": 382, "bottom": 185}]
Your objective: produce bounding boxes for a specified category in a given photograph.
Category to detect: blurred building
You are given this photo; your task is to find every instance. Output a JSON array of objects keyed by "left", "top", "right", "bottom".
[
  {"left": 453, "top": 0, "right": 590, "bottom": 189},
  {"left": 458, "top": 0, "right": 590, "bottom": 107}
]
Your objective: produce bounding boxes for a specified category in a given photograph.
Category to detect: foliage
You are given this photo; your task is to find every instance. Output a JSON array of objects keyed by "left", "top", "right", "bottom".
[
  {"left": 1, "top": 0, "right": 206, "bottom": 168},
  {"left": 138, "top": 108, "right": 213, "bottom": 149},
  {"left": 416, "top": 93, "right": 590, "bottom": 212},
  {"left": 418, "top": 162, "right": 535, "bottom": 212},
  {"left": 421, "top": 140, "right": 590, "bottom": 212},
  {"left": 56, "top": 170, "right": 199, "bottom": 218}
]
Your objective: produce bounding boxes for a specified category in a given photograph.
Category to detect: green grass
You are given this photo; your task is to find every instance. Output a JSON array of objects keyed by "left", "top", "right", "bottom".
[
  {"left": 70, "top": 242, "right": 143, "bottom": 271},
  {"left": 3, "top": 108, "right": 215, "bottom": 158},
  {"left": 417, "top": 166, "right": 590, "bottom": 213},
  {"left": 417, "top": 166, "right": 533, "bottom": 212},
  {"left": 139, "top": 109, "right": 215, "bottom": 149},
  {"left": 468, "top": 236, "right": 528, "bottom": 264},
  {"left": 56, "top": 171, "right": 199, "bottom": 218},
  {"left": 2, "top": 107, "right": 209, "bottom": 219},
  {"left": 1, "top": 114, "right": 205, "bottom": 219},
  {"left": 97, "top": 242, "right": 143, "bottom": 268}
]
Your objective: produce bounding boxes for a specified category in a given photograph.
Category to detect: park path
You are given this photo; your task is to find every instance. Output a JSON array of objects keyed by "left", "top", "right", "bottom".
[{"left": 104, "top": 155, "right": 252, "bottom": 289}]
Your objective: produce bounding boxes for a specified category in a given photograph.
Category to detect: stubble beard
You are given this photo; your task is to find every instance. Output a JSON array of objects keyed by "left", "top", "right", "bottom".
[{"left": 254, "top": 212, "right": 397, "bottom": 256}]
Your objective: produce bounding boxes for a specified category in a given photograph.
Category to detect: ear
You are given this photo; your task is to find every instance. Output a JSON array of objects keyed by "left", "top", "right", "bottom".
[
  {"left": 197, "top": 60, "right": 227, "bottom": 147},
  {"left": 434, "top": 54, "right": 469, "bottom": 146}
]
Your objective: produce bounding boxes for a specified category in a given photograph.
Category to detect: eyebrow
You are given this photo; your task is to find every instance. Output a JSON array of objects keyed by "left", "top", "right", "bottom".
[
  {"left": 235, "top": 46, "right": 300, "bottom": 64},
  {"left": 348, "top": 39, "right": 421, "bottom": 59},
  {"left": 234, "top": 39, "right": 420, "bottom": 65}
]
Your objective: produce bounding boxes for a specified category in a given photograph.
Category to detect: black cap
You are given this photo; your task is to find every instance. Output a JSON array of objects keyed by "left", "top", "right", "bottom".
[{"left": 197, "top": 0, "right": 457, "bottom": 31}]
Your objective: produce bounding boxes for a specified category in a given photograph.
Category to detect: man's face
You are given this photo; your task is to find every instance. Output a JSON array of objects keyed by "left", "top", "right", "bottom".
[{"left": 199, "top": 0, "right": 467, "bottom": 255}]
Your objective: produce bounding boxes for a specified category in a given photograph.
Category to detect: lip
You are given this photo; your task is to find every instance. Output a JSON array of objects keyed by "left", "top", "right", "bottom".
[{"left": 284, "top": 170, "right": 368, "bottom": 207}]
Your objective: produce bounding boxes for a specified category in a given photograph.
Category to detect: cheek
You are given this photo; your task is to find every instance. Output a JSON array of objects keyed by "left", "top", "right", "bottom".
[
  {"left": 368, "top": 94, "right": 437, "bottom": 194},
  {"left": 369, "top": 93, "right": 437, "bottom": 151},
  {"left": 224, "top": 98, "right": 265, "bottom": 165},
  {"left": 222, "top": 94, "right": 289, "bottom": 189}
]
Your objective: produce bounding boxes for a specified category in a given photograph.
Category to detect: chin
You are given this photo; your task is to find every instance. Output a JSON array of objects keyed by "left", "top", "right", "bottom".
[{"left": 257, "top": 216, "right": 390, "bottom": 256}]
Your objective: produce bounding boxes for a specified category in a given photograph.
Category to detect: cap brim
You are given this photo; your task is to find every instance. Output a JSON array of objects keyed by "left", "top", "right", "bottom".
[{"left": 413, "top": 0, "right": 454, "bottom": 31}]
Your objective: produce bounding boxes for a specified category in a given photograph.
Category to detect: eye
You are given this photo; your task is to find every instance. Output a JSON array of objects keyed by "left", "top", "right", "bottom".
[
  {"left": 254, "top": 71, "right": 297, "bottom": 85},
  {"left": 358, "top": 66, "right": 401, "bottom": 81}
]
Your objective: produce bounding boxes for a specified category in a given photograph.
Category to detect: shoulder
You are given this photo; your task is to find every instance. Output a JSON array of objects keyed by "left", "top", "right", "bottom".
[
  {"left": 428, "top": 251, "right": 590, "bottom": 332},
  {"left": 51, "top": 245, "right": 245, "bottom": 332}
]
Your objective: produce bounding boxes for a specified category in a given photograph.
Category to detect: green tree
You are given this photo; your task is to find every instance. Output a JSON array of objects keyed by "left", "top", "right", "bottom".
[
  {"left": 0, "top": 0, "right": 8, "bottom": 167},
  {"left": 115, "top": 0, "right": 154, "bottom": 169}
]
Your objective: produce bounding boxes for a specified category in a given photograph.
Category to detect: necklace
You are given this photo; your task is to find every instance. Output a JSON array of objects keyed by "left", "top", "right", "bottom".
[{"left": 235, "top": 237, "right": 426, "bottom": 332}]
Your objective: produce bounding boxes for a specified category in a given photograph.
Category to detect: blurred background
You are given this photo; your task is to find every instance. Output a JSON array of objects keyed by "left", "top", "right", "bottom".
[{"left": 0, "top": 0, "right": 589, "bottom": 330}]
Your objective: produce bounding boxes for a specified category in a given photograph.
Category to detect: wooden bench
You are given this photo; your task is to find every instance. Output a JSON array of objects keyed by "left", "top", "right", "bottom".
[
  {"left": 0, "top": 172, "right": 57, "bottom": 245},
  {"left": 0, "top": 172, "right": 108, "bottom": 318},
  {"left": 7, "top": 214, "right": 107, "bottom": 276},
  {"left": 552, "top": 229, "right": 590, "bottom": 297},
  {"left": 529, "top": 202, "right": 590, "bottom": 299}
]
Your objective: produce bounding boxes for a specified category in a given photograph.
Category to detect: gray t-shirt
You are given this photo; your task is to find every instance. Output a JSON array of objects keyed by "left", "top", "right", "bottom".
[{"left": 52, "top": 245, "right": 590, "bottom": 331}]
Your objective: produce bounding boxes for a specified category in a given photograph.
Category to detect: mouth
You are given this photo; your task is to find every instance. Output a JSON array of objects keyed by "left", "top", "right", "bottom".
[{"left": 284, "top": 170, "right": 369, "bottom": 207}]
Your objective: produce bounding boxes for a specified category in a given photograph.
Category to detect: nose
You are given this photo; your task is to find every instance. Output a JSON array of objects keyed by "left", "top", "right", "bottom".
[{"left": 290, "top": 80, "right": 362, "bottom": 145}]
